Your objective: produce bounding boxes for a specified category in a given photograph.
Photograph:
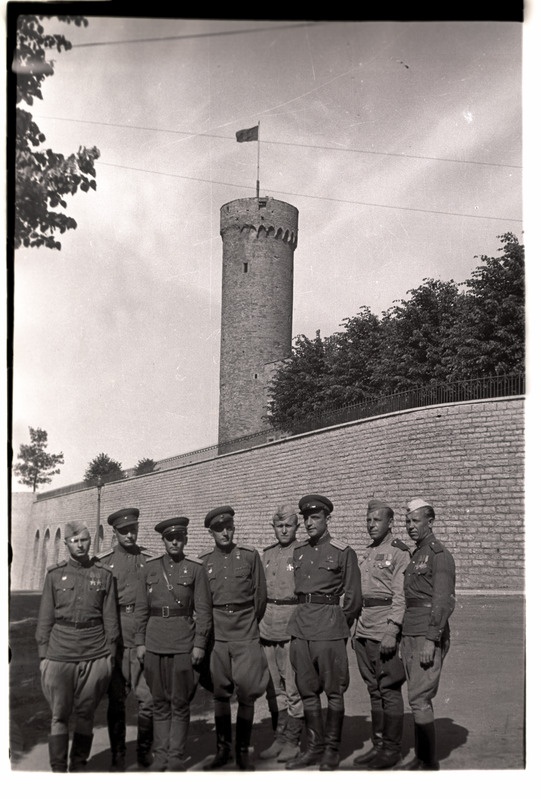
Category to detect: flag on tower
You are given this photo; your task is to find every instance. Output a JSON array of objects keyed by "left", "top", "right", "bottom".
[{"left": 236, "top": 125, "right": 259, "bottom": 142}]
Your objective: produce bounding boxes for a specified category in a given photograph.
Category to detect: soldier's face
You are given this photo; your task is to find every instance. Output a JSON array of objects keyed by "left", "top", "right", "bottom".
[
  {"left": 272, "top": 515, "right": 299, "bottom": 546},
  {"left": 303, "top": 510, "right": 328, "bottom": 540},
  {"left": 366, "top": 509, "right": 393, "bottom": 543},
  {"left": 115, "top": 524, "right": 139, "bottom": 549},
  {"left": 163, "top": 532, "right": 187, "bottom": 559},
  {"left": 65, "top": 530, "right": 91, "bottom": 561},
  {"left": 406, "top": 509, "right": 433, "bottom": 543},
  {"left": 210, "top": 521, "right": 235, "bottom": 549}
]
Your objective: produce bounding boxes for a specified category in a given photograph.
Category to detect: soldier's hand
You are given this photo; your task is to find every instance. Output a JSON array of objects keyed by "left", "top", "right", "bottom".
[
  {"left": 419, "top": 639, "right": 436, "bottom": 665},
  {"left": 191, "top": 646, "right": 205, "bottom": 666},
  {"left": 379, "top": 632, "right": 398, "bottom": 656},
  {"left": 136, "top": 645, "right": 146, "bottom": 663}
]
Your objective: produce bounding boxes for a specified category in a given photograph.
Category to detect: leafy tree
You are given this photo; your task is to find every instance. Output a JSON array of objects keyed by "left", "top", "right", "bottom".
[
  {"left": 13, "top": 15, "right": 100, "bottom": 249},
  {"left": 84, "top": 453, "right": 125, "bottom": 485},
  {"left": 267, "top": 233, "right": 524, "bottom": 432},
  {"left": 446, "top": 232, "right": 525, "bottom": 379},
  {"left": 134, "top": 458, "right": 157, "bottom": 476},
  {"left": 373, "top": 279, "right": 467, "bottom": 392},
  {"left": 267, "top": 331, "right": 333, "bottom": 431},
  {"left": 13, "top": 426, "right": 64, "bottom": 491}
]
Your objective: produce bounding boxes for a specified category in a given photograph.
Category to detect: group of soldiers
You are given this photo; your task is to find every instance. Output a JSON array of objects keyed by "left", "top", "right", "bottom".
[{"left": 35, "top": 492, "right": 456, "bottom": 773}]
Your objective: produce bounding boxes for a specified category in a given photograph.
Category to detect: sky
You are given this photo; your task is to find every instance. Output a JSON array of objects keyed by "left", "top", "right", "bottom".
[{"left": 10, "top": 13, "right": 524, "bottom": 490}]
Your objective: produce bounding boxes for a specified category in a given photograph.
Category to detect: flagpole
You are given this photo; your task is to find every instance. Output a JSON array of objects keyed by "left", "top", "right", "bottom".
[{"left": 256, "top": 120, "right": 260, "bottom": 198}]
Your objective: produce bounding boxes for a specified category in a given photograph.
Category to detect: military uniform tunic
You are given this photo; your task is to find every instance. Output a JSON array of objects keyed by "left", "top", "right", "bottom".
[
  {"left": 36, "top": 557, "right": 119, "bottom": 661},
  {"left": 356, "top": 535, "right": 410, "bottom": 641},
  {"left": 402, "top": 533, "right": 455, "bottom": 641},
  {"left": 200, "top": 543, "right": 267, "bottom": 641},
  {"left": 259, "top": 540, "right": 299, "bottom": 641},
  {"left": 287, "top": 532, "right": 362, "bottom": 640},
  {"left": 134, "top": 553, "right": 212, "bottom": 654},
  {"left": 98, "top": 544, "right": 155, "bottom": 646}
]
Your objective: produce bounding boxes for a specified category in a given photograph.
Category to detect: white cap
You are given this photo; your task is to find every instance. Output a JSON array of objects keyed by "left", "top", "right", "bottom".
[{"left": 406, "top": 497, "right": 434, "bottom": 513}]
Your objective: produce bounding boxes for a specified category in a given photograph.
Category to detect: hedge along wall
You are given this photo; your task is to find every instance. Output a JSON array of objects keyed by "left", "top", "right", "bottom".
[{"left": 11, "top": 396, "right": 524, "bottom": 593}]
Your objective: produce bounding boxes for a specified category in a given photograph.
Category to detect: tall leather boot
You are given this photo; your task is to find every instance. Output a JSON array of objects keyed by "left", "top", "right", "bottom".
[
  {"left": 286, "top": 709, "right": 325, "bottom": 770},
  {"left": 367, "top": 713, "right": 403, "bottom": 770},
  {"left": 319, "top": 708, "right": 344, "bottom": 771},
  {"left": 402, "top": 721, "right": 439, "bottom": 770},
  {"left": 107, "top": 692, "right": 126, "bottom": 771},
  {"left": 136, "top": 714, "right": 154, "bottom": 768},
  {"left": 167, "top": 720, "right": 190, "bottom": 771},
  {"left": 204, "top": 713, "right": 232, "bottom": 771},
  {"left": 69, "top": 733, "right": 93, "bottom": 772},
  {"left": 259, "top": 709, "right": 288, "bottom": 759},
  {"left": 149, "top": 719, "right": 170, "bottom": 772},
  {"left": 277, "top": 716, "right": 304, "bottom": 762},
  {"left": 353, "top": 709, "right": 384, "bottom": 766},
  {"left": 236, "top": 707, "right": 255, "bottom": 771},
  {"left": 48, "top": 733, "right": 69, "bottom": 773}
]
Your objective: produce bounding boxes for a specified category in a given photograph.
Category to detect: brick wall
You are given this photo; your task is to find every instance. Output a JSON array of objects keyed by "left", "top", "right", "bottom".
[{"left": 11, "top": 397, "right": 524, "bottom": 592}]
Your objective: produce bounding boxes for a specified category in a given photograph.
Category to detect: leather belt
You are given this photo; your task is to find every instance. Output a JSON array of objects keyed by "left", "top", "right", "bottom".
[
  {"left": 56, "top": 618, "right": 103, "bottom": 629},
  {"left": 215, "top": 601, "right": 254, "bottom": 612},
  {"left": 120, "top": 604, "right": 135, "bottom": 614},
  {"left": 362, "top": 597, "right": 392, "bottom": 608},
  {"left": 150, "top": 607, "right": 191, "bottom": 617},
  {"left": 267, "top": 598, "right": 299, "bottom": 605},
  {"left": 297, "top": 593, "right": 340, "bottom": 605},
  {"left": 406, "top": 598, "right": 432, "bottom": 608}
]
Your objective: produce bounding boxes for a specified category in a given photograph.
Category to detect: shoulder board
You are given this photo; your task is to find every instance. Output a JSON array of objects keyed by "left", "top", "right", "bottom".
[
  {"left": 143, "top": 550, "right": 160, "bottom": 559},
  {"left": 329, "top": 538, "right": 348, "bottom": 551},
  {"left": 145, "top": 554, "right": 163, "bottom": 562},
  {"left": 95, "top": 548, "right": 114, "bottom": 559},
  {"left": 392, "top": 539, "right": 410, "bottom": 552},
  {"left": 430, "top": 539, "right": 444, "bottom": 554},
  {"left": 47, "top": 560, "right": 67, "bottom": 572},
  {"left": 185, "top": 554, "right": 203, "bottom": 565},
  {"left": 263, "top": 541, "right": 279, "bottom": 551},
  {"left": 237, "top": 543, "right": 255, "bottom": 552},
  {"left": 296, "top": 538, "right": 311, "bottom": 548},
  {"left": 93, "top": 560, "right": 111, "bottom": 570},
  {"left": 198, "top": 549, "right": 214, "bottom": 559}
]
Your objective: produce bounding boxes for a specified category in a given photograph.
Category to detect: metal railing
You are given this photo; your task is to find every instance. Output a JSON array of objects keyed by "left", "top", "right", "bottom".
[
  {"left": 285, "top": 373, "right": 525, "bottom": 435},
  {"left": 35, "top": 373, "right": 524, "bottom": 501}
]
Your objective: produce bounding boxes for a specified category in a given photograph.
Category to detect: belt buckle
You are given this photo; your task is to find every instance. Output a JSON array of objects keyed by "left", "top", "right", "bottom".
[
  {"left": 306, "top": 594, "right": 312, "bottom": 604},
  {"left": 226, "top": 604, "right": 233, "bottom": 613},
  {"left": 161, "top": 606, "right": 170, "bottom": 618}
]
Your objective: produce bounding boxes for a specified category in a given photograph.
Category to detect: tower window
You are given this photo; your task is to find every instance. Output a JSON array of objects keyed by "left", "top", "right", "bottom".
[
  {"left": 243, "top": 262, "right": 248, "bottom": 273},
  {"left": 254, "top": 373, "right": 258, "bottom": 379}
]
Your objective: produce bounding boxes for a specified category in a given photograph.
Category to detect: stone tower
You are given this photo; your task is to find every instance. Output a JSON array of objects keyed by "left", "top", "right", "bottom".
[{"left": 218, "top": 196, "right": 299, "bottom": 451}]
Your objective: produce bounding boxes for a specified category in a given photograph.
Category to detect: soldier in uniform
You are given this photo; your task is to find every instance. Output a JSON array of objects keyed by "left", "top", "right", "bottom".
[
  {"left": 400, "top": 498, "right": 456, "bottom": 770},
  {"left": 352, "top": 498, "right": 410, "bottom": 770},
  {"left": 36, "top": 521, "right": 120, "bottom": 772},
  {"left": 133, "top": 516, "right": 212, "bottom": 771},
  {"left": 97, "top": 507, "right": 156, "bottom": 770},
  {"left": 199, "top": 505, "right": 268, "bottom": 771},
  {"left": 286, "top": 494, "right": 362, "bottom": 771},
  {"left": 258, "top": 504, "right": 304, "bottom": 763}
]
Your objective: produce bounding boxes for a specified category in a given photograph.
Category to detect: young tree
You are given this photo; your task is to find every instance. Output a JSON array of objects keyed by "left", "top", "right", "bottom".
[
  {"left": 134, "top": 458, "right": 157, "bottom": 476},
  {"left": 13, "top": 15, "right": 100, "bottom": 249},
  {"left": 84, "top": 453, "right": 125, "bottom": 485},
  {"left": 13, "top": 426, "right": 64, "bottom": 491}
]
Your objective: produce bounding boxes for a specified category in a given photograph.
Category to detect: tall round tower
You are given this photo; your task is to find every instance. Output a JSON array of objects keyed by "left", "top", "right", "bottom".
[{"left": 218, "top": 196, "right": 298, "bottom": 449}]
